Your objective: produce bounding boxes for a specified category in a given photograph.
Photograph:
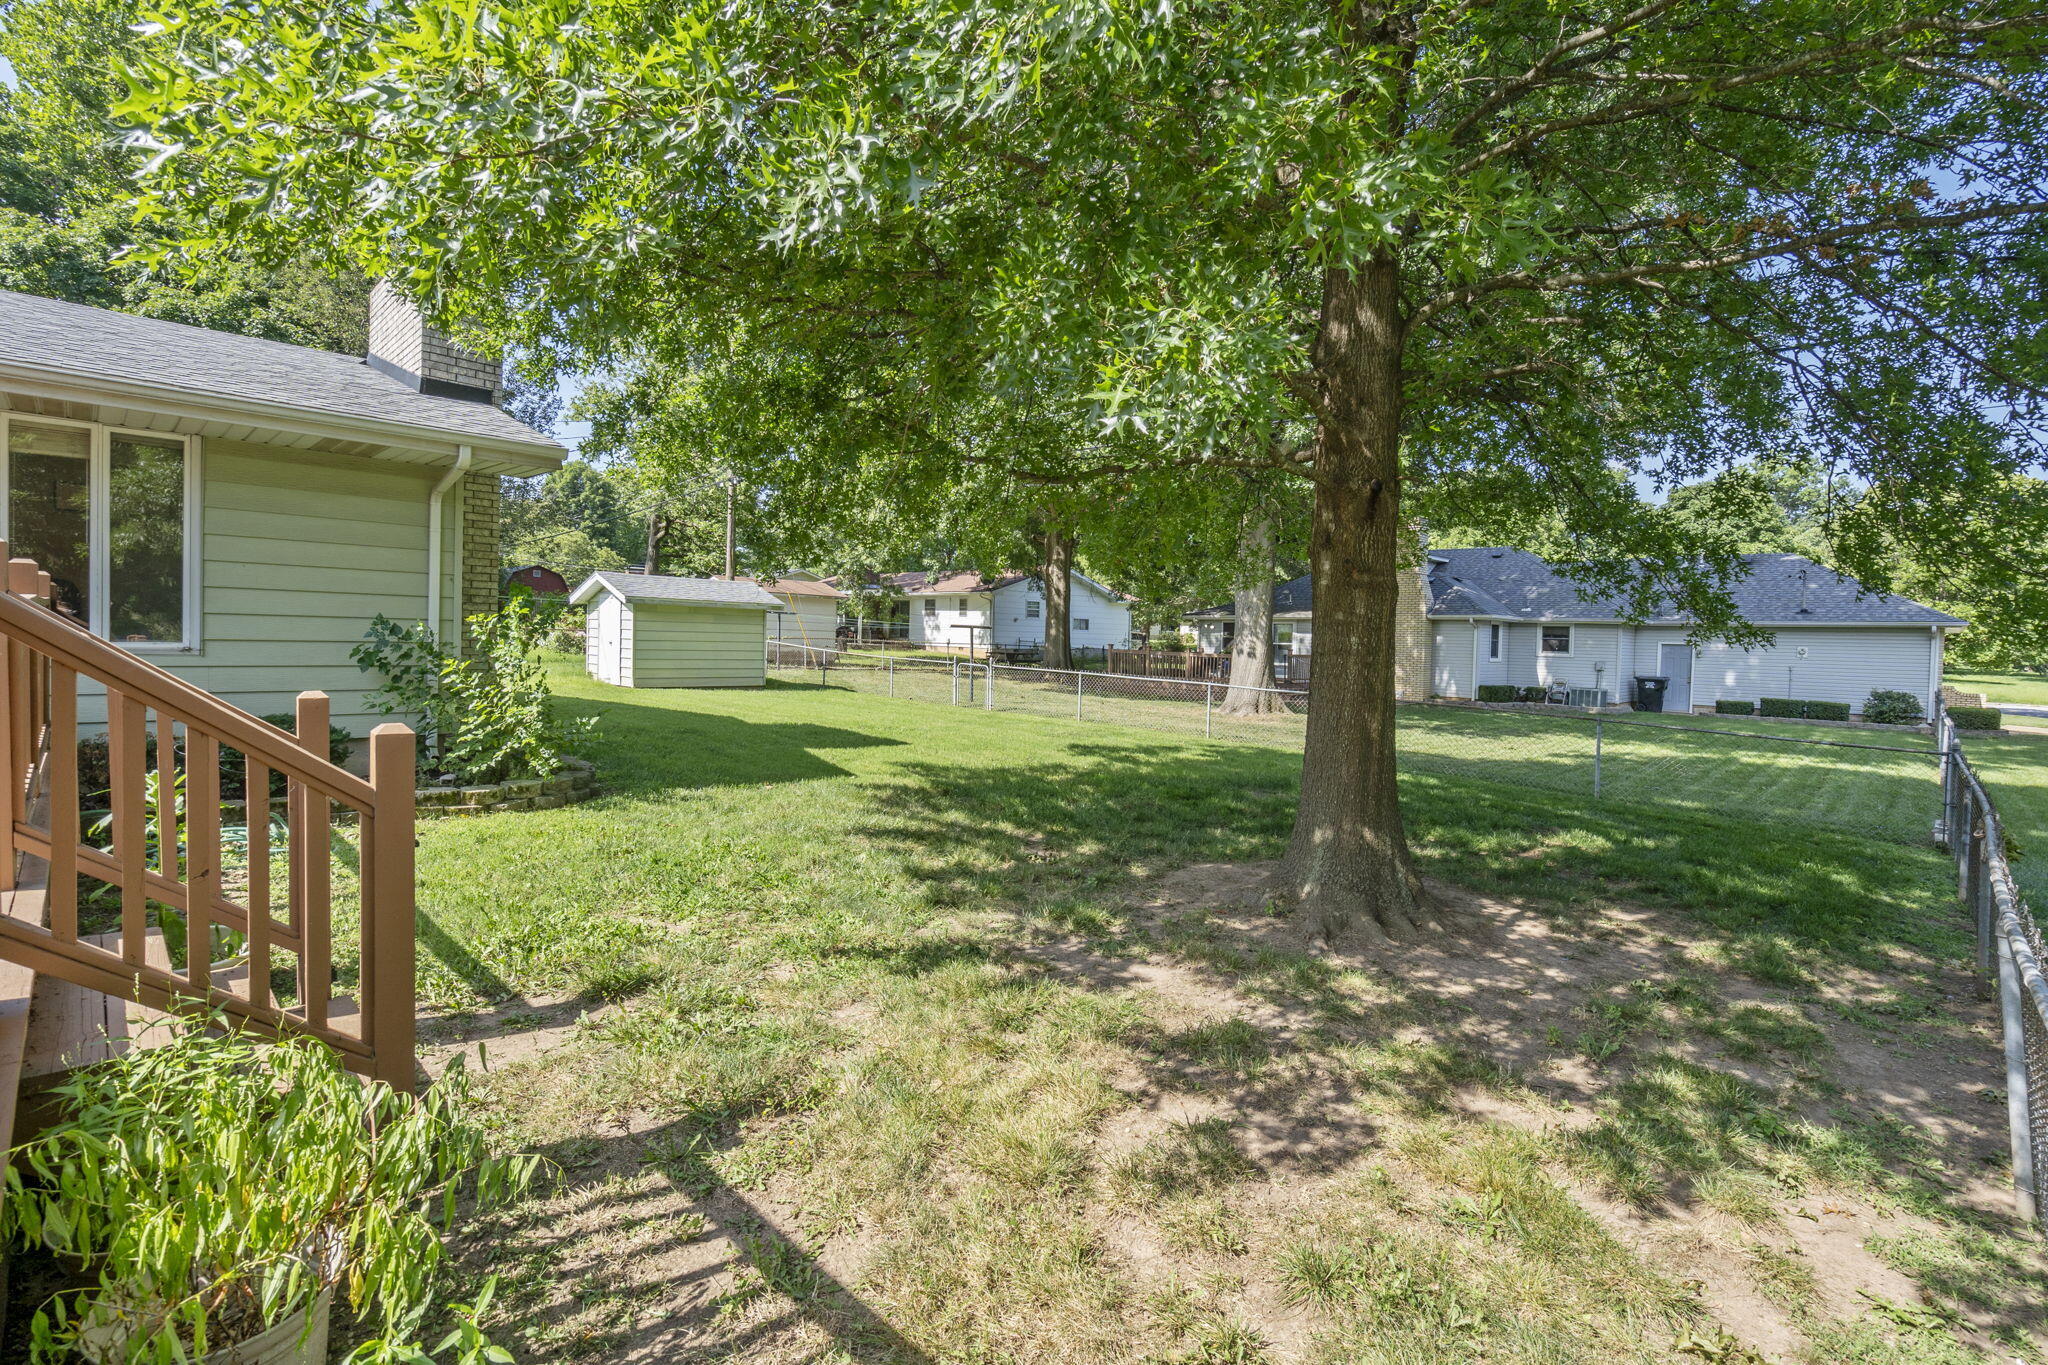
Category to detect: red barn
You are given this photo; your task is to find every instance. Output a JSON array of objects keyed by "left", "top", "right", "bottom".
[{"left": 504, "top": 564, "right": 571, "bottom": 596}]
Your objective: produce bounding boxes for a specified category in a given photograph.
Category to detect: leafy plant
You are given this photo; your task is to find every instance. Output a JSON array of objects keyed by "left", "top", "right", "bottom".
[
  {"left": 1860, "top": 690, "right": 1923, "bottom": 725},
  {"left": 1475, "top": 684, "right": 1517, "bottom": 703},
  {"left": 1758, "top": 697, "right": 1805, "bottom": 719},
  {"left": 2, "top": 1021, "right": 536, "bottom": 1364},
  {"left": 1714, "top": 699, "right": 1755, "bottom": 716},
  {"left": 1805, "top": 699, "right": 1852, "bottom": 722},
  {"left": 1949, "top": 705, "right": 2004, "bottom": 731},
  {"left": 353, "top": 592, "right": 593, "bottom": 784},
  {"left": 1515, "top": 686, "right": 1549, "bottom": 704}
]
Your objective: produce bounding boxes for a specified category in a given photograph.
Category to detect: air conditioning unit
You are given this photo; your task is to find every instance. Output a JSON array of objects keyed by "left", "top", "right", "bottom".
[{"left": 1564, "top": 687, "right": 1611, "bottom": 708}]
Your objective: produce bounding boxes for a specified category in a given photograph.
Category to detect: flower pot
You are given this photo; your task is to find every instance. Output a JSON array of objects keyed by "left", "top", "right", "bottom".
[{"left": 77, "top": 1288, "right": 332, "bottom": 1365}]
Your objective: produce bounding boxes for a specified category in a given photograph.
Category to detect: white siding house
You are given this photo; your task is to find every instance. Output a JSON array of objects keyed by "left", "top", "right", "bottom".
[
  {"left": 1185, "top": 550, "right": 1965, "bottom": 718},
  {"left": 572, "top": 572, "right": 783, "bottom": 688},
  {"left": 0, "top": 286, "right": 565, "bottom": 733},
  {"left": 894, "top": 570, "right": 1133, "bottom": 651}
]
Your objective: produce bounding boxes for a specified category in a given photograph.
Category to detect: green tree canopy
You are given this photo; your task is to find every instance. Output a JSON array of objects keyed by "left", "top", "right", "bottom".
[{"left": 124, "top": 0, "right": 2048, "bottom": 941}]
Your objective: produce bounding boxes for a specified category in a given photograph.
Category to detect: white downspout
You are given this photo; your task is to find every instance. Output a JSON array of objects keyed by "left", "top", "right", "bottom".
[{"left": 426, "top": 445, "right": 474, "bottom": 642}]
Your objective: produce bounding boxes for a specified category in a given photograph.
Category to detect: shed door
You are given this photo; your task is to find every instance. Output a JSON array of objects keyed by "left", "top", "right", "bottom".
[
  {"left": 600, "top": 601, "right": 623, "bottom": 682},
  {"left": 1659, "top": 642, "right": 1694, "bottom": 713}
]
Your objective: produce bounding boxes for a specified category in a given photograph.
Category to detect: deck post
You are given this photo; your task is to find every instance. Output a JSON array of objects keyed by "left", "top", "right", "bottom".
[{"left": 366, "top": 723, "right": 418, "bottom": 1095}]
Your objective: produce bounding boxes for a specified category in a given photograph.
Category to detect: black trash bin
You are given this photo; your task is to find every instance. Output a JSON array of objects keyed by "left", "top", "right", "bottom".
[{"left": 1633, "top": 675, "right": 1669, "bottom": 712}]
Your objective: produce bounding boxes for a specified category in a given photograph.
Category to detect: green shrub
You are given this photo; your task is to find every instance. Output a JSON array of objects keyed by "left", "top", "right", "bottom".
[
  {"left": 77, "top": 715, "right": 349, "bottom": 805},
  {"left": 1476, "top": 684, "right": 1518, "bottom": 703},
  {"left": 1758, "top": 697, "right": 1804, "bottom": 718},
  {"left": 2, "top": 1021, "right": 535, "bottom": 1364},
  {"left": 1950, "top": 705, "right": 2003, "bottom": 730},
  {"left": 1516, "top": 686, "right": 1549, "bottom": 703},
  {"left": 354, "top": 592, "right": 595, "bottom": 783},
  {"left": 1860, "top": 690, "right": 1922, "bottom": 725},
  {"left": 1714, "top": 699, "right": 1755, "bottom": 715},
  {"left": 1805, "top": 699, "right": 1852, "bottom": 721}
]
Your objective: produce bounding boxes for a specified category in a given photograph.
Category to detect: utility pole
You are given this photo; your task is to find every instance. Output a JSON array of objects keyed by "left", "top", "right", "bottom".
[{"left": 724, "top": 478, "right": 738, "bottom": 579}]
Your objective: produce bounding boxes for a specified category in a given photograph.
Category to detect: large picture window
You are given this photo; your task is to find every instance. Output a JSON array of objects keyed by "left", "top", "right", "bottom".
[{"left": 1, "top": 417, "right": 198, "bottom": 648}]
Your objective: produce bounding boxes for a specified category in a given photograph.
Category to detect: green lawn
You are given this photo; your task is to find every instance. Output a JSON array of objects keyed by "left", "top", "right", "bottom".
[
  {"left": 1948, "top": 670, "right": 2048, "bottom": 707},
  {"left": 408, "top": 667, "right": 2042, "bottom": 1364},
  {"left": 1963, "top": 732, "right": 2048, "bottom": 902},
  {"left": 790, "top": 654, "right": 1941, "bottom": 846}
]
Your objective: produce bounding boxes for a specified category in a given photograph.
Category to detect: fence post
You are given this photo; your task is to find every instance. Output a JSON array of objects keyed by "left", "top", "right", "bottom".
[
  {"left": 889, "top": 656, "right": 896, "bottom": 698},
  {"left": 1205, "top": 681, "right": 1213, "bottom": 738},
  {"left": 1997, "top": 930, "right": 2039, "bottom": 1223},
  {"left": 1969, "top": 807, "right": 1992, "bottom": 987},
  {"left": 1075, "top": 669, "right": 1084, "bottom": 721},
  {"left": 1593, "top": 717, "right": 1603, "bottom": 798},
  {"left": 952, "top": 658, "right": 959, "bottom": 706},
  {"left": 365, "top": 722, "right": 418, "bottom": 1096},
  {"left": 985, "top": 660, "right": 995, "bottom": 711}
]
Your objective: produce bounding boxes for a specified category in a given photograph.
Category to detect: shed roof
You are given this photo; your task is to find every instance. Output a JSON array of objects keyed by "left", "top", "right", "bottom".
[
  {"left": 571, "top": 571, "right": 784, "bottom": 610},
  {"left": 0, "top": 288, "right": 563, "bottom": 467},
  {"left": 751, "top": 577, "right": 846, "bottom": 600}
]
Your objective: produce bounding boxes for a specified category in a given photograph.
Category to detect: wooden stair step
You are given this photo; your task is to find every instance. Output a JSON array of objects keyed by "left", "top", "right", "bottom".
[{"left": 21, "top": 929, "right": 180, "bottom": 1082}]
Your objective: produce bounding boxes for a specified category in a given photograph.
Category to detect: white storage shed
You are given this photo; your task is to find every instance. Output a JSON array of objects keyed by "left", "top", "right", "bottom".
[{"left": 571, "top": 571, "right": 784, "bottom": 688}]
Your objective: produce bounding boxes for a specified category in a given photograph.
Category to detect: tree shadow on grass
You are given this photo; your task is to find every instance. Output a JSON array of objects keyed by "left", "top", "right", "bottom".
[
  {"left": 557, "top": 691, "right": 907, "bottom": 795},
  {"left": 463, "top": 1114, "right": 935, "bottom": 1364}
]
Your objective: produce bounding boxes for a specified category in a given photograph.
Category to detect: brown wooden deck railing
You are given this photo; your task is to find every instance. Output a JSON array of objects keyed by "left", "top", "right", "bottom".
[
  {"left": 0, "top": 544, "right": 417, "bottom": 1092},
  {"left": 1104, "top": 647, "right": 1310, "bottom": 690}
]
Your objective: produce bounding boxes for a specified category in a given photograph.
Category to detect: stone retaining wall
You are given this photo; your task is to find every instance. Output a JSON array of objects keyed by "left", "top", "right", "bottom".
[{"left": 414, "top": 757, "right": 600, "bottom": 816}]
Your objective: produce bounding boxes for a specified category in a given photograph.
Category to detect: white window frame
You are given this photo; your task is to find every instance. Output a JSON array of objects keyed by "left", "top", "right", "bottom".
[
  {"left": 1539, "top": 623, "right": 1574, "bottom": 656},
  {"left": 0, "top": 413, "right": 203, "bottom": 652},
  {"left": 1074, "top": 616, "right": 1090, "bottom": 633},
  {"left": 1488, "top": 623, "right": 1502, "bottom": 660},
  {"left": 922, "top": 597, "right": 937, "bottom": 615}
]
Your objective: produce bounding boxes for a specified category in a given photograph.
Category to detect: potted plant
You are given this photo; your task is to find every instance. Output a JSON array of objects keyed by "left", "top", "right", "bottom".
[{"left": 3, "top": 1020, "right": 534, "bottom": 1363}]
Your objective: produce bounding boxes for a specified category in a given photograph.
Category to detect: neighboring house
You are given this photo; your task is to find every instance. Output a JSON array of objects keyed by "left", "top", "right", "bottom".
[
  {"left": 0, "top": 284, "right": 566, "bottom": 732},
  {"left": 1185, "top": 549, "right": 1965, "bottom": 717},
  {"left": 843, "top": 569, "right": 1134, "bottom": 650},
  {"left": 749, "top": 576, "right": 846, "bottom": 647},
  {"left": 571, "top": 571, "right": 784, "bottom": 688},
  {"left": 505, "top": 564, "right": 571, "bottom": 596}
]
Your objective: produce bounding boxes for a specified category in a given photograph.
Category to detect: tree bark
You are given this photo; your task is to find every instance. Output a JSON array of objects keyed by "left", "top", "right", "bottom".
[
  {"left": 1220, "top": 505, "right": 1282, "bottom": 715},
  {"left": 1040, "top": 525, "right": 1074, "bottom": 670},
  {"left": 1277, "top": 255, "right": 1438, "bottom": 945},
  {"left": 644, "top": 510, "right": 669, "bottom": 575}
]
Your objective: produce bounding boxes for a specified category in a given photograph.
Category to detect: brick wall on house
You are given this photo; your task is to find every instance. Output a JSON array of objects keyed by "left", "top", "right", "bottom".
[{"left": 460, "top": 473, "right": 501, "bottom": 651}]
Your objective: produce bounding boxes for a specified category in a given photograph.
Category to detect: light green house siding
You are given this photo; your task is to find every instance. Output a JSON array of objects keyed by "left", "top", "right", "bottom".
[
  {"left": 118, "top": 438, "right": 470, "bottom": 734},
  {"left": 628, "top": 603, "right": 768, "bottom": 688}
]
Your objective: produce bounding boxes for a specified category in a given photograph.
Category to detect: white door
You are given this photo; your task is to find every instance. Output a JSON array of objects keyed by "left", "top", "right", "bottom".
[
  {"left": 600, "top": 602, "right": 623, "bottom": 682},
  {"left": 1658, "top": 642, "right": 1694, "bottom": 713}
]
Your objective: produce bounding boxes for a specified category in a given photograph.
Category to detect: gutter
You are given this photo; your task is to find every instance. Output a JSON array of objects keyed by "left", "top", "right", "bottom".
[{"left": 427, "top": 445, "right": 474, "bottom": 641}]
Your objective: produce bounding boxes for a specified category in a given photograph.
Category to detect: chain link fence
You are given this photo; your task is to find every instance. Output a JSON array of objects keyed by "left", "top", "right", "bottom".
[
  {"left": 1944, "top": 720, "right": 2048, "bottom": 1228},
  {"left": 768, "top": 641, "right": 1939, "bottom": 847}
]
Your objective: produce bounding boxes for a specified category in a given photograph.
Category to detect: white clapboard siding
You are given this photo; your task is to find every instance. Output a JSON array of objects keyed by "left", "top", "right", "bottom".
[
  {"left": 767, "top": 596, "right": 839, "bottom": 647},
  {"left": 629, "top": 603, "right": 768, "bottom": 687},
  {"left": 1693, "top": 627, "right": 1941, "bottom": 713}
]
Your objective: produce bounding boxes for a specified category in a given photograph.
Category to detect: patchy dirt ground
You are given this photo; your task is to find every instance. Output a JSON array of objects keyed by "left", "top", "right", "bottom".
[{"left": 444, "top": 862, "right": 2046, "bottom": 1365}]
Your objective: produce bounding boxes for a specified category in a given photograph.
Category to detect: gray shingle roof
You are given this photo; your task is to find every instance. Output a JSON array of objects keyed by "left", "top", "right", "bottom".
[
  {"left": 0, "top": 288, "right": 560, "bottom": 456},
  {"left": 1189, "top": 551, "right": 1966, "bottom": 627},
  {"left": 576, "top": 571, "right": 784, "bottom": 609}
]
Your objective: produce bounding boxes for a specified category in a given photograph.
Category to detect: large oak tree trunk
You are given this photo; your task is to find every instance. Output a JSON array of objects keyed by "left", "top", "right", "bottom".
[
  {"left": 1041, "top": 525, "right": 1074, "bottom": 670},
  {"left": 1220, "top": 506, "right": 1282, "bottom": 715},
  {"left": 1278, "top": 256, "right": 1438, "bottom": 945}
]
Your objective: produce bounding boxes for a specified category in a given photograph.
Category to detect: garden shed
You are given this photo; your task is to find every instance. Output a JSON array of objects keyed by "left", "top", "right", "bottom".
[{"left": 570, "top": 571, "right": 784, "bottom": 688}]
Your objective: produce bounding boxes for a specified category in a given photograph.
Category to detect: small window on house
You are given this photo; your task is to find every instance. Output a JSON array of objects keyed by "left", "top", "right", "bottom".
[
  {"left": 1540, "top": 624, "right": 1573, "bottom": 654},
  {"left": 923, "top": 598, "right": 937, "bottom": 615},
  {"left": 957, "top": 597, "right": 967, "bottom": 611},
  {"left": 1074, "top": 618, "right": 1090, "bottom": 632},
  {"left": 1488, "top": 624, "right": 1502, "bottom": 660},
  {"left": 1025, "top": 599, "right": 1040, "bottom": 618}
]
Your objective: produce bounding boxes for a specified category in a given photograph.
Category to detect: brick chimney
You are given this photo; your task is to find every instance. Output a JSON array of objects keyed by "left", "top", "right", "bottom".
[{"left": 365, "top": 279, "right": 503, "bottom": 404}]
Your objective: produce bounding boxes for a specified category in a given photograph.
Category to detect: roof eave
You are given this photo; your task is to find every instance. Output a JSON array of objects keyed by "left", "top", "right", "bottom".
[{"left": 0, "top": 358, "right": 566, "bottom": 474}]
